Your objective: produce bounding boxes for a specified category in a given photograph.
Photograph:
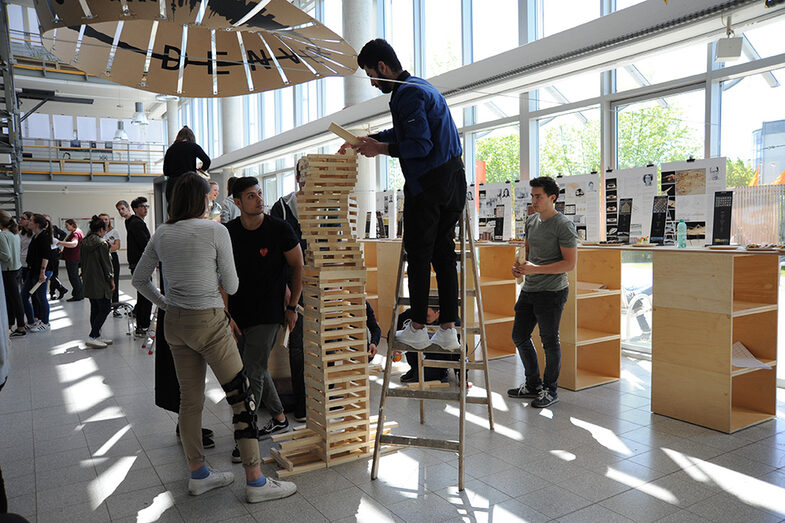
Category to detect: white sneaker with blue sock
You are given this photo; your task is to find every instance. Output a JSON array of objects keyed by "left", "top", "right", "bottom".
[
  {"left": 246, "top": 476, "right": 297, "bottom": 503},
  {"left": 188, "top": 465, "right": 234, "bottom": 496}
]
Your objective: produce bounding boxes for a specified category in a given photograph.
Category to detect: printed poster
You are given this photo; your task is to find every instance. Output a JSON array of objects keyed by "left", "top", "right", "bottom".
[
  {"left": 557, "top": 173, "right": 601, "bottom": 241},
  {"left": 611, "top": 166, "right": 659, "bottom": 242},
  {"left": 477, "top": 182, "right": 513, "bottom": 241},
  {"left": 660, "top": 158, "right": 726, "bottom": 242}
]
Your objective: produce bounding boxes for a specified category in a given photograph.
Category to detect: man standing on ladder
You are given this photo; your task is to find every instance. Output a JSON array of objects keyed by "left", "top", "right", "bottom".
[
  {"left": 339, "top": 38, "right": 465, "bottom": 351},
  {"left": 509, "top": 176, "right": 577, "bottom": 408}
]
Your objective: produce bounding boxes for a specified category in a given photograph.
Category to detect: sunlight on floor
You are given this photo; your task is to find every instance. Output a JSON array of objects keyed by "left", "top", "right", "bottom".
[
  {"left": 664, "top": 448, "right": 785, "bottom": 515},
  {"left": 136, "top": 491, "right": 176, "bottom": 523},
  {"left": 444, "top": 405, "right": 515, "bottom": 440},
  {"left": 88, "top": 456, "right": 136, "bottom": 509},
  {"left": 93, "top": 424, "right": 132, "bottom": 457},
  {"left": 56, "top": 358, "right": 99, "bottom": 383},
  {"left": 606, "top": 467, "right": 678, "bottom": 503},
  {"left": 64, "top": 375, "right": 113, "bottom": 413},
  {"left": 571, "top": 417, "right": 633, "bottom": 455},
  {"left": 550, "top": 449, "right": 577, "bottom": 461}
]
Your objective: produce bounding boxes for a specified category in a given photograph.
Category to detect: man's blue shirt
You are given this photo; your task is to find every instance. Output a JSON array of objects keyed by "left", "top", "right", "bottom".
[{"left": 370, "top": 71, "right": 462, "bottom": 195}]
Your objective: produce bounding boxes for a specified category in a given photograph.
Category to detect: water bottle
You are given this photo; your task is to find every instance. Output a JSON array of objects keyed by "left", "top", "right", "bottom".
[{"left": 677, "top": 219, "right": 687, "bottom": 249}]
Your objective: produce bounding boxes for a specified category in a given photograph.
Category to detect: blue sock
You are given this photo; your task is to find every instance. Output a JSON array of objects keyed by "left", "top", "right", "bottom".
[
  {"left": 190, "top": 465, "right": 210, "bottom": 480},
  {"left": 247, "top": 476, "right": 267, "bottom": 487}
]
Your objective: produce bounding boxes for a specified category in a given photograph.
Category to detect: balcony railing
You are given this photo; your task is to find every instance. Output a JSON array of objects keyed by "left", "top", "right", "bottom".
[{"left": 20, "top": 138, "right": 165, "bottom": 180}]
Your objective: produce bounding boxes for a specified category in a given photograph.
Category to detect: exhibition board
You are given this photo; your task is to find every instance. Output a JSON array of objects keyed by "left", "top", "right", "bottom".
[{"left": 362, "top": 239, "right": 780, "bottom": 431}]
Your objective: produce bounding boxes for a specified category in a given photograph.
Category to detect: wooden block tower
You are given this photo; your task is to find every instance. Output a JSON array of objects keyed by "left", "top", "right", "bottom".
[{"left": 267, "top": 151, "right": 391, "bottom": 475}]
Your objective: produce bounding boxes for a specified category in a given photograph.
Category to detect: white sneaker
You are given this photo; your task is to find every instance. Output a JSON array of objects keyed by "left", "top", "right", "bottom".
[
  {"left": 86, "top": 338, "right": 107, "bottom": 349},
  {"left": 99, "top": 338, "right": 113, "bottom": 345},
  {"left": 246, "top": 477, "right": 297, "bottom": 503},
  {"left": 188, "top": 469, "right": 234, "bottom": 496},
  {"left": 31, "top": 322, "right": 50, "bottom": 332},
  {"left": 395, "top": 319, "right": 431, "bottom": 350},
  {"left": 430, "top": 327, "right": 461, "bottom": 351}
]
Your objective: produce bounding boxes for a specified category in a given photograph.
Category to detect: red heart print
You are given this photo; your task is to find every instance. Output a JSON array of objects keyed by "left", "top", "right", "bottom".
[{"left": 260, "top": 248, "right": 268, "bottom": 257}]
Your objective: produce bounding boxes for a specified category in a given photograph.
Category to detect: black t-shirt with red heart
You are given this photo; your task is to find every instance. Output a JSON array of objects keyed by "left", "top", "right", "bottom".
[{"left": 225, "top": 215, "right": 299, "bottom": 329}]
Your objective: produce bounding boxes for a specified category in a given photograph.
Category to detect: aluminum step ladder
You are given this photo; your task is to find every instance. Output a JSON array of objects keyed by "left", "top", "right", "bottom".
[{"left": 371, "top": 207, "right": 494, "bottom": 491}]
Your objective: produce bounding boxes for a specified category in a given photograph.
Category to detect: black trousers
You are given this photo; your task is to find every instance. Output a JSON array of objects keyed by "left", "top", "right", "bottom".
[
  {"left": 2, "top": 270, "right": 24, "bottom": 330},
  {"left": 403, "top": 157, "right": 466, "bottom": 325},
  {"left": 129, "top": 265, "right": 152, "bottom": 329},
  {"left": 88, "top": 297, "right": 111, "bottom": 338},
  {"left": 48, "top": 257, "right": 67, "bottom": 296},
  {"left": 287, "top": 310, "right": 305, "bottom": 414},
  {"left": 111, "top": 252, "right": 120, "bottom": 304}
]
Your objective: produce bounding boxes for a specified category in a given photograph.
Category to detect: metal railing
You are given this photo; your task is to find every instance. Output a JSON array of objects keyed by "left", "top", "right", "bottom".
[{"left": 20, "top": 138, "right": 165, "bottom": 179}]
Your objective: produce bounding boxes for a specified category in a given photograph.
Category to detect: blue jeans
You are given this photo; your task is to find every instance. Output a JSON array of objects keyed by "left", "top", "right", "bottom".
[
  {"left": 511, "top": 288, "right": 569, "bottom": 393},
  {"left": 65, "top": 260, "right": 83, "bottom": 300},
  {"left": 21, "top": 270, "right": 52, "bottom": 324}
]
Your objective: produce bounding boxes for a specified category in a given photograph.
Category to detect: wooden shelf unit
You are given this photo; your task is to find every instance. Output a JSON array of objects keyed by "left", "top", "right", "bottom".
[
  {"left": 533, "top": 249, "right": 622, "bottom": 391},
  {"left": 651, "top": 252, "right": 778, "bottom": 433},
  {"left": 475, "top": 245, "right": 518, "bottom": 359}
]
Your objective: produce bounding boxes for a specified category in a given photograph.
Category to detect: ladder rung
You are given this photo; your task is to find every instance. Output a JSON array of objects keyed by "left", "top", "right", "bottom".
[
  {"left": 379, "top": 434, "right": 460, "bottom": 452},
  {"left": 386, "top": 388, "right": 460, "bottom": 401},
  {"left": 422, "top": 361, "right": 485, "bottom": 370},
  {"left": 389, "top": 340, "right": 464, "bottom": 354}
]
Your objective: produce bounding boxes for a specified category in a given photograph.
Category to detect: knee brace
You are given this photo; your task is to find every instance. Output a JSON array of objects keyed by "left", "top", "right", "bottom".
[{"left": 222, "top": 371, "right": 258, "bottom": 440}]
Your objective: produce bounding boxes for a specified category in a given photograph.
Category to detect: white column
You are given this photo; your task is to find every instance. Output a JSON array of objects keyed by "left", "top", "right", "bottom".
[
  {"left": 219, "top": 96, "right": 244, "bottom": 198},
  {"left": 349, "top": 126, "right": 376, "bottom": 238},
  {"left": 342, "top": 0, "right": 376, "bottom": 108},
  {"left": 165, "top": 100, "right": 179, "bottom": 145}
]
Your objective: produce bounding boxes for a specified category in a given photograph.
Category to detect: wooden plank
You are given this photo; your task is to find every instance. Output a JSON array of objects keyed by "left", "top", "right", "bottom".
[
  {"left": 653, "top": 306, "right": 731, "bottom": 373},
  {"left": 653, "top": 251, "right": 733, "bottom": 314}
]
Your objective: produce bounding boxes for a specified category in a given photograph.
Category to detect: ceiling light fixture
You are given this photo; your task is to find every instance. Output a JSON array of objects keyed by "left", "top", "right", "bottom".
[
  {"left": 155, "top": 94, "right": 180, "bottom": 102},
  {"left": 113, "top": 120, "right": 129, "bottom": 141},
  {"left": 131, "top": 102, "right": 149, "bottom": 125},
  {"left": 714, "top": 16, "right": 743, "bottom": 62}
]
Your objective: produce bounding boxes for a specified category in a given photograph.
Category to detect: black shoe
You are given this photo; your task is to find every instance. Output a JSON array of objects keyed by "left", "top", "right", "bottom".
[
  {"left": 10, "top": 330, "right": 26, "bottom": 338},
  {"left": 57, "top": 289, "right": 67, "bottom": 300},
  {"left": 231, "top": 445, "right": 242, "bottom": 464},
  {"left": 258, "top": 417, "right": 291, "bottom": 440},
  {"left": 202, "top": 435, "right": 215, "bottom": 449},
  {"left": 134, "top": 327, "right": 148, "bottom": 338},
  {"left": 400, "top": 371, "right": 418, "bottom": 383},
  {"left": 507, "top": 383, "right": 541, "bottom": 399},
  {"left": 439, "top": 372, "right": 450, "bottom": 384},
  {"left": 531, "top": 389, "right": 558, "bottom": 408},
  {"left": 176, "top": 425, "right": 214, "bottom": 439}
]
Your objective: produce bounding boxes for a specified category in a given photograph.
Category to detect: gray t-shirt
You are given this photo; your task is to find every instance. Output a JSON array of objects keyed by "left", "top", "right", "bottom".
[{"left": 523, "top": 212, "right": 578, "bottom": 292}]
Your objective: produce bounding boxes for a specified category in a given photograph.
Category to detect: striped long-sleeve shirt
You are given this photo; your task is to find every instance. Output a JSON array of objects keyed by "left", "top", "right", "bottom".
[{"left": 132, "top": 218, "right": 238, "bottom": 311}]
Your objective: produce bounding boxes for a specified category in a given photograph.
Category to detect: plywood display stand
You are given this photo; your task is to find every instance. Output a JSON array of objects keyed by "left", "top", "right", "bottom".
[
  {"left": 476, "top": 244, "right": 518, "bottom": 359},
  {"left": 266, "top": 152, "right": 394, "bottom": 476},
  {"left": 533, "top": 249, "right": 622, "bottom": 390},
  {"left": 651, "top": 251, "right": 778, "bottom": 433}
]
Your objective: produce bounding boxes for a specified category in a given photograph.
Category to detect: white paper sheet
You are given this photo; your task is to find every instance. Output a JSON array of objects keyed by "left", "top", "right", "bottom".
[{"left": 731, "top": 341, "right": 772, "bottom": 370}]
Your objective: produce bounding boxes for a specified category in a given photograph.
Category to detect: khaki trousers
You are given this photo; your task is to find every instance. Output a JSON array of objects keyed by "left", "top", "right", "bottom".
[{"left": 165, "top": 307, "right": 260, "bottom": 468}]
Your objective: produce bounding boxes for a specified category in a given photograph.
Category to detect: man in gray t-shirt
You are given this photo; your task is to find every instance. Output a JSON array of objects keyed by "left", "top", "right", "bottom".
[{"left": 509, "top": 177, "right": 577, "bottom": 408}]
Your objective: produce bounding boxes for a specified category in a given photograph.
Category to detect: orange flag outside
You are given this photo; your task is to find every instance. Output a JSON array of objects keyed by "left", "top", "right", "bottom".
[
  {"left": 748, "top": 167, "right": 760, "bottom": 186},
  {"left": 773, "top": 170, "right": 785, "bottom": 185}
]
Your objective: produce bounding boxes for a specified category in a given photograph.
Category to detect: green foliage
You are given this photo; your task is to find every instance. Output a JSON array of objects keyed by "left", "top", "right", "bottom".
[
  {"left": 476, "top": 133, "right": 520, "bottom": 182},
  {"left": 616, "top": 105, "right": 701, "bottom": 169},
  {"left": 725, "top": 157, "right": 756, "bottom": 187}
]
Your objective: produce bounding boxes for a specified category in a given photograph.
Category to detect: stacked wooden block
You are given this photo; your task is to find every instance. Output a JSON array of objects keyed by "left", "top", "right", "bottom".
[{"left": 268, "top": 152, "right": 374, "bottom": 473}]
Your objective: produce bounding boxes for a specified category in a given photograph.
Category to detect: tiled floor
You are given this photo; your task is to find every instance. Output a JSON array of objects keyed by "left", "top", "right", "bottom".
[{"left": 1, "top": 283, "right": 784, "bottom": 522}]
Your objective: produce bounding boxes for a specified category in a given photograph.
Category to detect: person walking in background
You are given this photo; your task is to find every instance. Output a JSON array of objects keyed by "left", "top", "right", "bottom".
[
  {"left": 207, "top": 180, "right": 222, "bottom": 222},
  {"left": 163, "top": 126, "right": 211, "bottom": 205},
  {"left": 132, "top": 172, "right": 297, "bottom": 503},
  {"left": 126, "top": 197, "right": 153, "bottom": 336},
  {"left": 21, "top": 214, "right": 54, "bottom": 332},
  {"left": 47, "top": 215, "right": 68, "bottom": 301},
  {"left": 220, "top": 177, "right": 241, "bottom": 224},
  {"left": 100, "top": 213, "right": 122, "bottom": 308},
  {"left": 81, "top": 216, "right": 115, "bottom": 349},
  {"left": 58, "top": 218, "right": 84, "bottom": 302},
  {"left": 0, "top": 212, "right": 26, "bottom": 337}
]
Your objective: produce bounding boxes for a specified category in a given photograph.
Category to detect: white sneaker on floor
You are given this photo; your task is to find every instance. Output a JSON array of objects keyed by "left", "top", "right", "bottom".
[
  {"left": 86, "top": 338, "right": 107, "bottom": 349},
  {"left": 31, "top": 322, "right": 49, "bottom": 332},
  {"left": 99, "top": 338, "right": 113, "bottom": 345},
  {"left": 246, "top": 477, "right": 297, "bottom": 503},
  {"left": 395, "top": 319, "right": 431, "bottom": 350},
  {"left": 430, "top": 327, "right": 460, "bottom": 351},
  {"left": 188, "top": 469, "right": 234, "bottom": 496}
]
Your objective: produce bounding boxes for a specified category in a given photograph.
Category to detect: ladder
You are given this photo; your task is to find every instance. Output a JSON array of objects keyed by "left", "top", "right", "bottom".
[{"left": 371, "top": 207, "right": 494, "bottom": 491}]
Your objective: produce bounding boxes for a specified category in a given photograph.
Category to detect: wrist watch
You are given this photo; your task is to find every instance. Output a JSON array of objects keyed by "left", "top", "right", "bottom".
[{"left": 286, "top": 305, "right": 297, "bottom": 312}]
